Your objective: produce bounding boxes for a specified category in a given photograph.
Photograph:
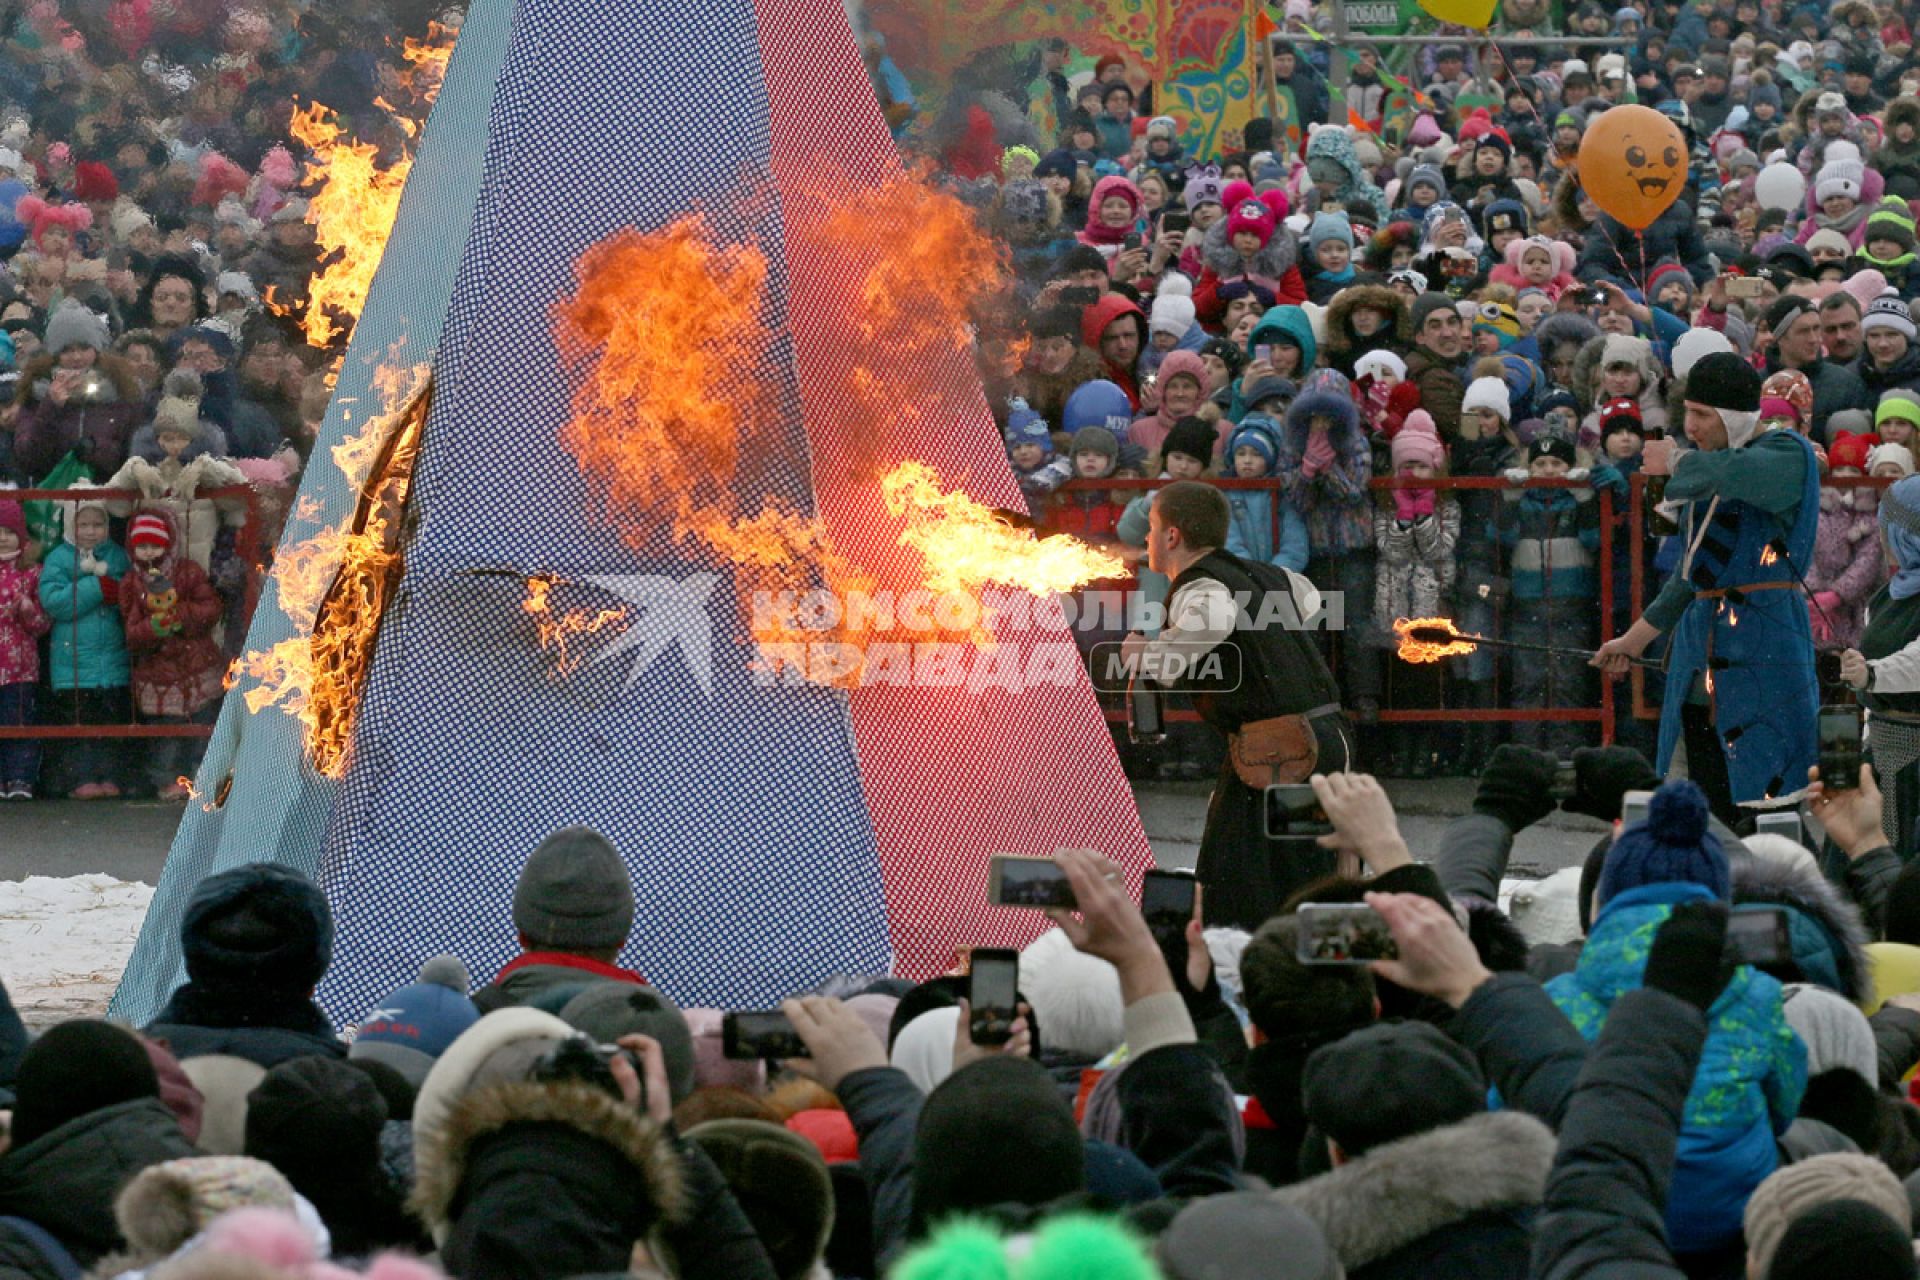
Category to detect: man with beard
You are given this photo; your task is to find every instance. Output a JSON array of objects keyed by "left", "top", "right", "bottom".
[{"left": 1404, "top": 293, "right": 1468, "bottom": 440}]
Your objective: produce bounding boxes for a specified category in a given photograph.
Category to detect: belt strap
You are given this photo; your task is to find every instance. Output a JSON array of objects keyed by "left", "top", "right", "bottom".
[{"left": 1693, "top": 581, "right": 1797, "bottom": 599}]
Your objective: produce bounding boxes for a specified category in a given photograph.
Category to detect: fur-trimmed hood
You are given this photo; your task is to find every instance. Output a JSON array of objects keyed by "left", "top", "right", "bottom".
[
  {"left": 1533, "top": 312, "right": 1602, "bottom": 370},
  {"left": 1283, "top": 369, "right": 1365, "bottom": 453},
  {"left": 1888, "top": 96, "right": 1920, "bottom": 139},
  {"left": 1324, "top": 284, "right": 1411, "bottom": 357},
  {"left": 411, "top": 1080, "right": 688, "bottom": 1244},
  {"left": 1572, "top": 333, "right": 1662, "bottom": 415},
  {"left": 1200, "top": 210, "right": 1298, "bottom": 280},
  {"left": 1733, "top": 856, "right": 1873, "bottom": 1002},
  {"left": 1275, "top": 1111, "right": 1555, "bottom": 1271}
]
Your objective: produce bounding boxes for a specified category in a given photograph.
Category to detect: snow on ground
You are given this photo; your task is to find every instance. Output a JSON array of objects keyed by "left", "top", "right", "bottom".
[{"left": 0, "top": 875, "right": 153, "bottom": 1027}]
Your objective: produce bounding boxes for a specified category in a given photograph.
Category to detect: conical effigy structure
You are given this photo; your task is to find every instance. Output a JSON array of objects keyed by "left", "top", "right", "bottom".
[{"left": 114, "top": 0, "right": 1153, "bottom": 1021}]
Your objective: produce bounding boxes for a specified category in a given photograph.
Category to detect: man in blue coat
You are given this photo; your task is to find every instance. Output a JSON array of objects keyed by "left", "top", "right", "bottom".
[{"left": 1593, "top": 352, "right": 1820, "bottom": 830}]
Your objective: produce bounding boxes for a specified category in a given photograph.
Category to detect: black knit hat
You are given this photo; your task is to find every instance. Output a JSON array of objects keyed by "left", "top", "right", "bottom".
[
  {"left": 180, "top": 863, "right": 333, "bottom": 993},
  {"left": 10, "top": 1020, "right": 159, "bottom": 1147},
  {"left": 1412, "top": 292, "right": 1459, "bottom": 333},
  {"left": 1530, "top": 436, "right": 1578, "bottom": 467},
  {"left": 244, "top": 1054, "right": 388, "bottom": 1180},
  {"left": 1769, "top": 1198, "right": 1918, "bottom": 1280},
  {"left": 1162, "top": 416, "right": 1219, "bottom": 466},
  {"left": 1302, "top": 1022, "right": 1486, "bottom": 1156},
  {"left": 1685, "top": 350, "right": 1763, "bottom": 413},
  {"left": 911, "top": 1057, "right": 1084, "bottom": 1233}
]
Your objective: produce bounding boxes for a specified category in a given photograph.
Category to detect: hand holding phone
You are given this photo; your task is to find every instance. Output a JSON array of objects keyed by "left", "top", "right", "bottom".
[
  {"left": 1142, "top": 869, "right": 1200, "bottom": 986},
  {"left": 722, "top": 1010, "right": 811, "bottom": 1060},
  {"left": 1266, "top": 783, "right": 1334, "bottom": 838},
  {"left": 1817, "top": 704, "right": 1864, "bottom": 793},
  {"left": 1296, "top": 902, "right": 1397, "bottom": 965},
  {"left": 988, "top": 854, "right": 1078, "bottom": 908},
  {"left": 967, "top": 948, "right": 1020, "bottom": 1046}
]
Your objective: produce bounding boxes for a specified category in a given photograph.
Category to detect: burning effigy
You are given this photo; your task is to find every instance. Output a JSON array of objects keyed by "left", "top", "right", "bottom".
[{"left": 114, "top": 0, "right": 1151, "bottom": 1021}]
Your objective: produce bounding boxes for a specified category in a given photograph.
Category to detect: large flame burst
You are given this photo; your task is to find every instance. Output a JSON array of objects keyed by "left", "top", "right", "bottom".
[
  {"left": 552, "top": 216, "right": 878, "bottom": 684},
  {"left": 552, "top": 204, "right": 1116, "bottom": 688},
  {"left": 230, "top": 370, "right": 428, "bottom": 776}
]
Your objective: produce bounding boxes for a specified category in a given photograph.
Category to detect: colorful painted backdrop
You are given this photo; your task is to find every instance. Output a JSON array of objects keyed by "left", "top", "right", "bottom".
[{"left": 864, "top": 0, "right": 1260, "bottom": 158}]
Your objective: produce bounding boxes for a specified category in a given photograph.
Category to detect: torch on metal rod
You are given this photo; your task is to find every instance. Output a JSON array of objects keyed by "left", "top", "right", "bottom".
[{"left": 1399, "top": 623, "right": 1664, "bottom": 670}]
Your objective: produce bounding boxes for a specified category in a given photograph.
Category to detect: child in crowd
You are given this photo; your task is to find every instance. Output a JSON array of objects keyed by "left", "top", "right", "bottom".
[
  {"left": 1353, "top": 349, "right": 1406, "bottom": 439},
  {"left": 1808, "top": 431, "right": 1885, "bottom": 652},
  {"left": 37, "top": 484, "right": 130, "bottom": 798},
  {"left": 1005, "top": 400, "right": 1073, "bottom": 518},
  {"left": 1192, "top": 180, "right": 1304, "bottom": 322},
  {"left": 1222, "top": 414, "right": 1308, "bottom": 570},
  {"left": 1373, "top": 412, "right": 1458, "bottom": 774},
  {"left": 1871, "top": 440, "right": 1917, "bottom": 478},
  {"left": 1050, "top": 426, "right": 1129, "bottom": 543},
  {"left": 107, "top": 374, "right": 248, "bottom": 573},
  {"left": 1280, "top": 367, "right": 1381, "bottom": 719},
  {"left": 0, "top": 500, "right": 50, "bottom": 799},
  {"left": 1500, "top": 436, "right": 1599, "bottom": 753},
  {"left": 120, "top": 511, "right": 224, "bottom": 800},
  {"left": 1302, "top": 212, "right": 1359, "bottom": 304},
  {"left": 1489, "top": 235, "right": 1577, "bottom": 299}
]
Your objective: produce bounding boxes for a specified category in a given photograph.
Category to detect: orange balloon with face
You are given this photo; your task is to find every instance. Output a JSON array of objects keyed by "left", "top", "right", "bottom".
[{"left": 1576, "top": 106, "right": 1689, "bottom": 231}]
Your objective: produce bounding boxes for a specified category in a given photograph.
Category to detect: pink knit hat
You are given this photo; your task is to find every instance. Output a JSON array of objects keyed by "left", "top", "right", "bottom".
[
  {"left": 1226, "top": 196, "right": 1276, "bottom": 247},
  {"left": 1392, "top": 410, "right": 1446, "bottom": 469}
]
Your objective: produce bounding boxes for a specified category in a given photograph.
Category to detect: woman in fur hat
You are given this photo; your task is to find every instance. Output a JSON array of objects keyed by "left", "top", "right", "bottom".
[
  {"left": 1322, "top": 283, "right": 1410, "bottom": 380},
  {"left": 1574, "top": 333, "right": 1669, "bottom": 458}
]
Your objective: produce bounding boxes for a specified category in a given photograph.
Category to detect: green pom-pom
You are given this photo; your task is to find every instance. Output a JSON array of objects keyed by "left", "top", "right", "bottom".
[
  {"left": 893, "top": 1219, "right": 1015, "bottom": 1280},
  {"left": 1016, "top": 1215, "right": 1160, "bottom": 1280}
]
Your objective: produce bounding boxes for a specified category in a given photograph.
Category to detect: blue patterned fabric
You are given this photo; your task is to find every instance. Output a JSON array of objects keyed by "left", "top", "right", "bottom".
[{"left": 113, "top": 0, "right": 525, "bottom": 1025}]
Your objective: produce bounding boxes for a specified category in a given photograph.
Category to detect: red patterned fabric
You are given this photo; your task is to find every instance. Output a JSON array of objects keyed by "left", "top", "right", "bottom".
[{"left": 752, "top": 0, "right": 1155, "bottom": 979}]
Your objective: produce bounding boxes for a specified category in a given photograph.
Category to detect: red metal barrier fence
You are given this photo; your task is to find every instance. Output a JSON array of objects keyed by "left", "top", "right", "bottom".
[{"left": 0, "top": 484, "right": 272, "bottom": 740}]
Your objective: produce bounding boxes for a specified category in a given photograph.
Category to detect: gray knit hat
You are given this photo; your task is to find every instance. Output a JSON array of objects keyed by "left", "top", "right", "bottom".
[
  {"left": 558, "top": 982, "right": 695, "bottom": 1103},
  {"left": 1069, "top": 425, "right": 1120, "bottom": 463},
  {"left": 511, "top": 827, "right": 636, "bottom": 950},
  {"left": 1158, "top": 1192, "right": 1342, "bottom": 1280},
  {"left": 44, "top": 299, "right": 108, "bottom": 355}
]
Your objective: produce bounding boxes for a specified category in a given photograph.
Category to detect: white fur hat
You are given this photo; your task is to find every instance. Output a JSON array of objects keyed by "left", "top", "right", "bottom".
[
  {"left": 1017, "top": 927, "right": 1124, "bottom": 1059},
  {"left": 1462, "top": 375, "right": 1512, "bottom": 422},
  {"left": 1870, "top": 441, "right": 1917, "bottom": 476},
  {"left": 1355, "top": 349, "right": 1408, "bottom": 381},
  {"left": 1672, "top": 326, "right": 1736, "bottom": 379}
]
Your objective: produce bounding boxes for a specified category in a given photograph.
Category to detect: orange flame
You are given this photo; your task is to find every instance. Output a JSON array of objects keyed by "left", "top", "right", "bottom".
[
  {"left": 552, "top": 215, "right": 877, "bottom": 684},
  {"left": 1761, "top": 544, "right": 1779, "bottom": 566},
  {"left": 232, "top": 369, "right": 428, "bottom": 776},
  {"left": 285, "top": 100, "right": 414, "bottom": 349},
  {"left": 792, "top": 165, "right": 1012, "bottom": 464},
  {"left": 882, "top": 460, "right": 1125, "bottom": 600},
  {"left": 1394, "top": 615, "right": 1478, "bottom": 664},
  {"left": 553, "top": 196, "right": 1112, "bottom": 686},
  {"left": 400, "top": 21, "right": 456, "bottom": 105},
  {"left": 522, "top": 578, "right": 629, "bottom": 677}
]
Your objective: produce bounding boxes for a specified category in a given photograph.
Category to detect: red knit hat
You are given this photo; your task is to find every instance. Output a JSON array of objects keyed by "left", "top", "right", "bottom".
[
  {"left": 1227, "top": 196, "right": 1276, "bottom": 247},
  {"left": 1829, "top": 429, "right": 1879, "bottom": 471},
  {"left": 72, "top": 161, "right": 117, "bottom": 203},
  {"left": 128, "top": 512, "right": 172, "bottom": 550},
  {"left": 13, "top": 195, "right": 91, "bottom": 248}
]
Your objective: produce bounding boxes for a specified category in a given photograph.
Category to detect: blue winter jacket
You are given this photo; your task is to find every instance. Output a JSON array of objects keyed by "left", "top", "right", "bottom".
[
  {"left": 1546, "top": 881, "right": 1807, "bottom": 1254},
  {"left": 38, "top": 540, "right": 131, "bottom": 691},
  {"left": 1225, "top": 489, "right": 1309, "bottom": 571}
]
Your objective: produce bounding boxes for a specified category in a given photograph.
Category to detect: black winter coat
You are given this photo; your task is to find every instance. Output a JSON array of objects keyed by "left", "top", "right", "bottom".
[
  {"left": 1577, "top": 203, "right": 1713, "bottom": 288},
  {"left": 1531, "top": 987, "right": 1707, "bottom": 1279},
  {"left": 145, "top": 982, "right": 346, "bottom": 1069},
  {"left": 0, "top": 1098, "right": 195, "bottom": 1279}
]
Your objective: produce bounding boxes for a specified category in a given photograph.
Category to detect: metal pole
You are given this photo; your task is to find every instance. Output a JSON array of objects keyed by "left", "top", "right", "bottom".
[{"left": 1326, "top": 2, "right": 1350, "bottom": 105}]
